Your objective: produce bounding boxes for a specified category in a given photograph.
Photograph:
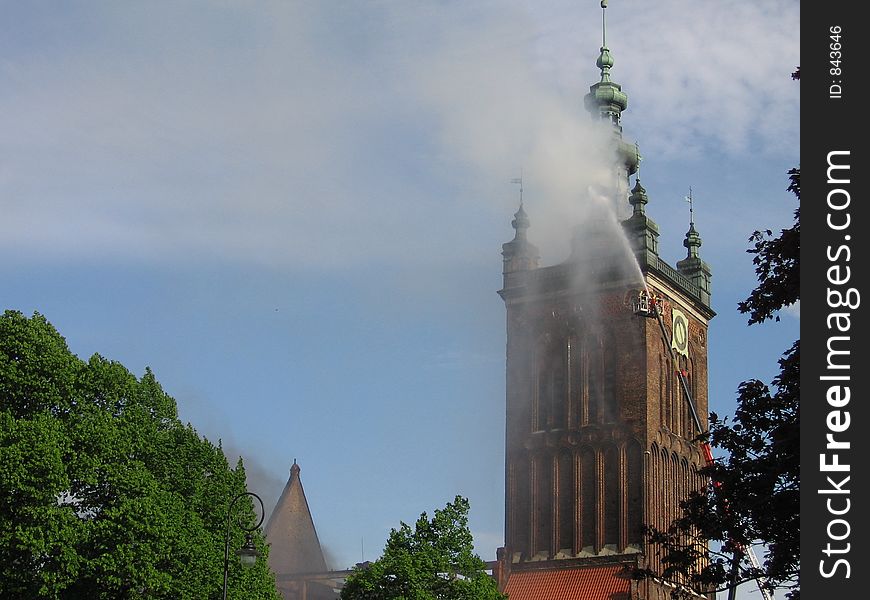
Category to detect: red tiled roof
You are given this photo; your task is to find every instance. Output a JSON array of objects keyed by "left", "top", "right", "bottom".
[{"left": 503, "top": 564, "right": 631, "bottom": 600}]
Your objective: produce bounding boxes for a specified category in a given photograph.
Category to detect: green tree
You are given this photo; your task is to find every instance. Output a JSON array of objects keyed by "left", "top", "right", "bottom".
[
  {"left": 0, "top": 310, "right": 280, "bottom": 599},
  {"left": 643, "top": 70, "right": 800, "bottom": 599},
  {"left": 340, "top": 496, "right": 505, "bottom": 600}
]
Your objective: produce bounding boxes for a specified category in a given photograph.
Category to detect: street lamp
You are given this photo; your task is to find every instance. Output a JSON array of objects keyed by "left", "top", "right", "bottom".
[{"left": 222, "top": 491, "right": 265, "bottom": 600}]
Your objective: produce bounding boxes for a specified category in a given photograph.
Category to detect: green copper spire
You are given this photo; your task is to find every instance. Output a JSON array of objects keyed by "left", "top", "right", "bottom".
[
  {"left": 584, "top": 1, "right": 628, "bottom": 129},
  {"left": 677, "top": 188, "right": 712, "bottom": 306},
  {"left": 502, "top": 182, "right": 539, "bottom": 276},
  {"left": 629, "top": 178, "right": 648, "bottom": 216},
  {"left": 682, "top": 187, "right": 701, "bottom": 258},
  {"left": 621, "top": 139, "right": 660, "bottom": 261},
  {"left": 683, "top": 222, "right": 702, "bottom": 259},
  {"left": 511, "top": 203, "right": 530, "bottom": 238}
]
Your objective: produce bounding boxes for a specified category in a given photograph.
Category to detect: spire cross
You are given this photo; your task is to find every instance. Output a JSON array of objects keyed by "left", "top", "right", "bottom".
[
  {"left": 685, "top": 187, "right": 695, "bottom": 226},
  {"left": 601, "top": 1, "right": 607, "bottom": 47}
]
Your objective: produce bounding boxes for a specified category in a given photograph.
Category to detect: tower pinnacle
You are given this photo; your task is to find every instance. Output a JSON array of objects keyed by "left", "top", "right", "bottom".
[
  {"left": 677, "top": 188, "right": 712, "bottom": 305},
  {"left": 584, "top": 0, "right": 628, "bottom": 129},
  {"left": 501, "top": 181, "right": 539, "bottom": 278}
]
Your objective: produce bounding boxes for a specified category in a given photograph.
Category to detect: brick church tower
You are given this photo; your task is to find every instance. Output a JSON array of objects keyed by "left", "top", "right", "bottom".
[{"left": 496, "top": 3, "right": 714, "bottom": 598}]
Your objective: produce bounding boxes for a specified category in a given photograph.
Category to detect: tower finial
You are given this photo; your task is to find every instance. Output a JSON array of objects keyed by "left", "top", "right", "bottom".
[
  {"left": 681, "top": 187, "right": 702, "bottom": 260},
  {"left": 677, "top": 185, "right": 712, "bottom": 305},
  {"left": 685, "top": 186, "right": 695, "bottom": 227},
  {"left": 510, "top": 173, "right": 524, "bottom": 208},
  {"left": 585, "top": 0, "right": 627, "bottom": 127}
]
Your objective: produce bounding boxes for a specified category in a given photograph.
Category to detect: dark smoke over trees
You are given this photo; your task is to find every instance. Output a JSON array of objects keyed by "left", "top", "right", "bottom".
[
  {"left": 0, "top": 310, "right": 280, "bottom": 599},
  {"left": 640, "top": 70, "right": 800, "bottom": 599}
]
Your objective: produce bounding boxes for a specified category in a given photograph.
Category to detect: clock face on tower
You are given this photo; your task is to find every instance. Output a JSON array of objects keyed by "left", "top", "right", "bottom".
[{"left": 672, "top": 309, "right": 689, "bottom": 357}]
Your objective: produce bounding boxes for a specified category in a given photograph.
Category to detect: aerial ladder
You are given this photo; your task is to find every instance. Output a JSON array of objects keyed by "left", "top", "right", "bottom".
[{"left": 629, "top": 289, "right": 774, "bottom": 600}]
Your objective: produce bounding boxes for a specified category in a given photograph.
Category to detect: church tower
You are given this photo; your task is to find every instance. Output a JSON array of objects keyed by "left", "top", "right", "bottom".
[{"left": 497, "top": 3, "right": 714, "bottom": 596}]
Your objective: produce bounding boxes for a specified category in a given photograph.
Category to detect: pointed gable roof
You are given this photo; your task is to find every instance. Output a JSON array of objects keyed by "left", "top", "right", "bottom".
[{"left": 265, "top": 460, "right": 329, "bottom": 576}]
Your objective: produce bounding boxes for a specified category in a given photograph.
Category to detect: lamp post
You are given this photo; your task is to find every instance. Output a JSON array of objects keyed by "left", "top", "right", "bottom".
[{"left": 222, "top": 491, "right": 265, "bottom": 600}]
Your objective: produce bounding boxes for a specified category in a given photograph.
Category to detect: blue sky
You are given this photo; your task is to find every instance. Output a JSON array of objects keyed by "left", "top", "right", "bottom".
[{"left": 2, "top": 0, "right": 799, "bottom": 592}]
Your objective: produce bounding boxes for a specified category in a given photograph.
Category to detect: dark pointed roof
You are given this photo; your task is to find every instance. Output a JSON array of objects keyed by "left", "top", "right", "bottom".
[{"left": 265, "top": 460, "right": 329, "bottom": 576}]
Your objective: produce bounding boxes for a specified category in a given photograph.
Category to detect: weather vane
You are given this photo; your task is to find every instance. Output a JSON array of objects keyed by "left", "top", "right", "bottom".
[
  {"left": 685, "top": 186, "right": 695, "bottom": 226},
  {"left": 634, "top": 141, "right": 642, "bottom": 178},
  {"left": 511, "top": 172, "right": 524, "bottom": 207}
]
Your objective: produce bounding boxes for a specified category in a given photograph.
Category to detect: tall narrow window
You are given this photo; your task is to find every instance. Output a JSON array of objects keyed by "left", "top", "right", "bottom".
[
  {"left": 602, "top": 342, "right": 618, "bottom": 423},
  {"left": 552, "top": 348, "right": 566, "bottom": 429},
  {"left": 681, "top": 355, "right": 691, "bottom": 437},
  {"left": 511, "top": 457, "right": 530, "bottom": 558},
  {"left": 670, "top": 453, "right": 679, "bottom": 523},
  {"left": 665, "top": 359, "right": 677, "bottom": 433},
  {"left": 580, "top": 448, "right": 596, "bottom": 551},
  {"left": 626, "top": 441, "right": 643, "bottom": 547},
  {"left": 536, "top": 336, "right": 567, "bottom": 431},
  {"left": 534, "top": 337, "right": 550, "bottom": 431},
  {"left": 662, "top": 448, "right": 672, "bottom": 521},
  {"left": 588, "top": 338, "right": 603, "bottom": 424},
  {"left": 575, "top": 334, "right": 590, "bottom": 425},
  {"left": 650, "top": 444, "right": 661, "bottom": 532},
  {"left": 534, "top": 455, "right": 553, "bottom": 556},
  {"left": 567, "top": 335, "right": 579, "bottom": 428},
  {"left": 603, "top": 445, "right": 619, "bottom": 548},
  {"left": 659, "top": 354, "right": 668, "bottom": 431},
  {"left": 558, "top": 451, "right": 574, "bottom": 553}
]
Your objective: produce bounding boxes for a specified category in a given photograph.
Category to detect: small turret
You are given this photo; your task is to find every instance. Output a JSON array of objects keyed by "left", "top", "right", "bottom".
[
  {"left": 502, "top": 203, "right": 539, "bottom": 275},
  {"left": 676, "top": 189, "right": 712, "bottom": 306},
  {"left": 623, "top": 176, "right": 660, "bottom": 262},
  {"left": 621, "top": 142, "right": 659, "bottom": 267}
]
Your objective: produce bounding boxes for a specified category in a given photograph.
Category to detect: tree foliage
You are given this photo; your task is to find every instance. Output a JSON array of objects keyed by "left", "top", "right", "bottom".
[
  {"left": 340, "top": 496, "right": 505, "bottom": 600},
  {"left": 0, "top": 310, "right": 280, "bottom": 599},
  {"left": 643, "top": 75, "right": 800, "bottom": 599}
]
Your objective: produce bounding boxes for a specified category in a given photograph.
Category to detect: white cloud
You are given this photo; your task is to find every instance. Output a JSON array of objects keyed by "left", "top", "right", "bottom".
[
  {"left": 0, "top": 1, "right": 799, "bottom": 268},
  {"left": 522, "top": 0, "right": 800, "bottom": 157}
]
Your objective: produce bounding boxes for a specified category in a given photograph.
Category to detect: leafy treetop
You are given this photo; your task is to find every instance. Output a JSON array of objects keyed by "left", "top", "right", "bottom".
[
  {"left": 0, "top": 310, "right": 280, "bottom": 600},
  {"left": 340, "top": 496, "right": 505, "bottom": 600}
]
